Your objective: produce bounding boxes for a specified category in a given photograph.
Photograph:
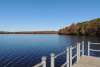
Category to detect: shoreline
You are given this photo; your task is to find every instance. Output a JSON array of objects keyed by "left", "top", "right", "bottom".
[{"left": 0, "top": 31, "right": 57, "bottom": 34}]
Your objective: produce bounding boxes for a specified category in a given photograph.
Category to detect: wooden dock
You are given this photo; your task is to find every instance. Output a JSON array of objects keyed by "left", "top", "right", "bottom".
[
  {"left": 33, "top": 41, "right": 100, "bottom": 67},
  {"left": 73, "top": 56, "right": 100, "bottom": 67}
]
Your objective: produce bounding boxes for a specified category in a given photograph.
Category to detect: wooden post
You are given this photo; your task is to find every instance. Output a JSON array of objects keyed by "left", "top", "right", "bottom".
[
  {"left": 42, "top": 56, "right": 47, "bottom": 67},
  {"left": 82, "top": 41, "right": 84, "bottom": 56},
  {"left": 66, "top": 48, "right": 69, "bottom": 67},
  {"left": 88, "top": 41, "right": 90, "bottom": 56},
  {"left": 51, "top": 53, "right": 55, "bottom": 67},
  {"left": 69, "top": 47, "right": 72, "bottom": 67},
  {"left": 77, "top": 42, "right": 80, "bottom": 63}
]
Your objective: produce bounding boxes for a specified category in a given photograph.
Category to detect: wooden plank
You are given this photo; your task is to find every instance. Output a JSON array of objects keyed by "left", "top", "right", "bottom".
[{"left": 73, "top": 56, "right": 100, "bottom": 67}]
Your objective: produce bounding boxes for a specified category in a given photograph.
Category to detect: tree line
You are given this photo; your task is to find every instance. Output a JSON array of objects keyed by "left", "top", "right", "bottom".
[{"left": 58, "top": 18, "right": 100, "bottom": 36}]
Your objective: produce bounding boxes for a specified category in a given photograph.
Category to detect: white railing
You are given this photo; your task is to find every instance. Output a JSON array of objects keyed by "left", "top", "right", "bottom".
[
  {"left": 33, "top": 56, "right": 47, "bottom": 67},
  {"left": 33, "top": 41, "right": 85, "bottom": 67},
  {"left": 88, "top": 41, "right": 100, "bottom": 56},
  {"left": 55, "top": 48, "right": 69, "bottom": 67},
  {"left": 67, "top": 42, "right": 84, "bottom": 67},
  {"left": 50, "top": 42, "right": 84, "bottom": 67},
  {"left": 33, "top": 41, "right": 100, "bottom": 67}
]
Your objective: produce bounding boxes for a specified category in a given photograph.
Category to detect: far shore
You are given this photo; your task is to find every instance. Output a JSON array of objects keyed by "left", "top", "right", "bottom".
[{"left": 0, "top": 31, "right": 57, "bottom": 34}]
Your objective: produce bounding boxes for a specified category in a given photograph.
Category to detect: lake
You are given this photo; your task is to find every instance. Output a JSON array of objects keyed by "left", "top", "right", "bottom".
[{"left": 0, "top": 34, "right": 100, "bottom": 67}]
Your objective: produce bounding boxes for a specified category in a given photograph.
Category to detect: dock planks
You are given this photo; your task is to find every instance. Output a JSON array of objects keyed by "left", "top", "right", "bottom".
[{"left": 73, "top": 56, "right": 100, "bottom": 67}]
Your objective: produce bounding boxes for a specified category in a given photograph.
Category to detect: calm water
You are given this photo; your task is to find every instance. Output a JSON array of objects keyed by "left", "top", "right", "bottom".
[{"left": 0, "top": 34, "right": 100, "bottom": 67}]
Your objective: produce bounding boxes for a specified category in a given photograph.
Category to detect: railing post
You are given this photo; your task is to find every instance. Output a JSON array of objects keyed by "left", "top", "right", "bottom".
[
  {"left": 66, "top": 48, "right": 69, "bottom": 67},
  {"left": 69, "top": 47, "right": 72, "bottom": 67},
  {"left": 88, "top": 41, "right": 90, "bottom": 56},
  {"left": 82, "top": 41, "right": 84, "bottom": 56},
  {"left": 42, "top": 56, "right": 47, "bottom": 67},
  {"left": 51, "top": 53, "right": 55, "bottom": 67},
  {"left": 77, "top": 42, "right": 80, "bottom": 63}
]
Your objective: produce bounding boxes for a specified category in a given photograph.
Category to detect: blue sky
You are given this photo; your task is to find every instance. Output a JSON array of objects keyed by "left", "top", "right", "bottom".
[{"left": 0, "top": 0, "right": 100, "bottom": 31}]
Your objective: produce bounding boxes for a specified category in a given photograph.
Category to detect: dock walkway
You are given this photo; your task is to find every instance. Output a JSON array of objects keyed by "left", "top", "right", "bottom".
[
  {"left": 73, "top": 56, "right": 100, "bottom": 67},
  {"left": 33, "top": 41, "right": 100, "bottom": 67}
]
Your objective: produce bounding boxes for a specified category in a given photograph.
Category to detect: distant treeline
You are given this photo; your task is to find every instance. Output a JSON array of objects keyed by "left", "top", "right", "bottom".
[
  {"left": 0, "top": 31, "right": 57, "bottom": 34},
  {"left": 58, "top": 18, "right": 100, "bottom": 36}
]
